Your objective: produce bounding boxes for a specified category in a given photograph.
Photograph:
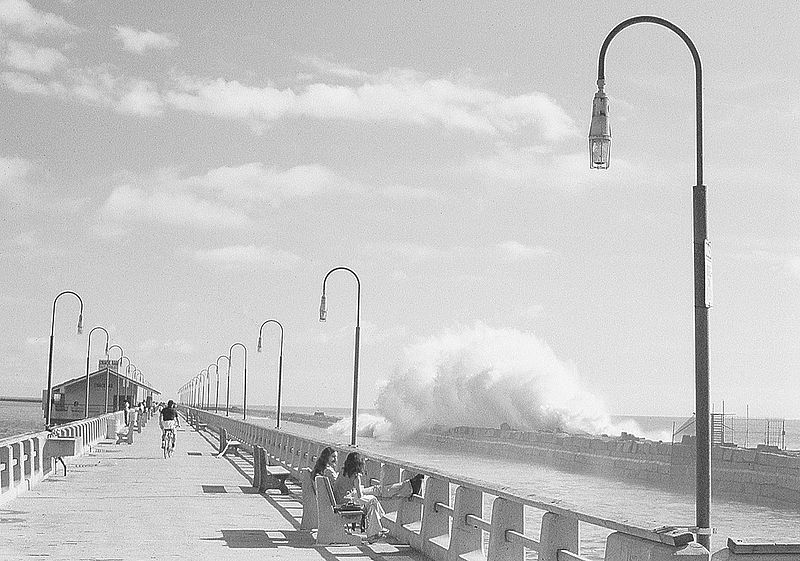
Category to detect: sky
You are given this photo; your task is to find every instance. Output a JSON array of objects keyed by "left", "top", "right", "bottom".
[{"left": 1, "top": 0, "right": 799, "bottom": 424}]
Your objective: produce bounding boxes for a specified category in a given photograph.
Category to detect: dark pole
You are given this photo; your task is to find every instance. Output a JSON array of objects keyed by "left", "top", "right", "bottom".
[
  {"left": 595, "top": 15, "right": 710, "bottom": 549},
  {"left": 258, "top": 320, "right": 285, "bottom": 429},
  {"left": 320, "top": 267, "right": 361, "bottom": 446},
  {"left": 45, "top": 291, "right": 83, "bottom": 427},
  {"left": 107, "top": 345, "right": 123, "bottom": 414},
  {"left": 225, "top": 357, "right": 231, "bottom": 416},
  {"left": 216, "top": 355, "right": 228, "bottom": 413},
  {"left": 228, "top": 343, "right": 247, "bottom": 418},
  {"left": 84, "top": 326, "right": 109, "bottom": 418}
]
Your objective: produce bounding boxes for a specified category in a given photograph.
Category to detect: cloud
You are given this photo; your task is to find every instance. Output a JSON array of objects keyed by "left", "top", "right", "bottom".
[
  {"left": 497, "top": 240, "right": 552, "bottom": 262},
  {"left": 2, "top": 67, "right": 164, "bottom": 115},
  {"left": 192, "top": 245, "right": 305, "bottom": 269},
  {"left": 99, "top": 184, "right": 253, "bottom": 230},
  {"left": 114, "top": 25, "right": 177, "bottom": 54},
  {"left": 192, "top": 162, "right": 347, "bottom": 202},
  {"left": 165, "top": 67, "right": 578, "bottom": 140},
  {"left": 4, "top": 39, "right": 67, "bottom": 73},
  {"left": 0, "top": 0, "right": 79, "bottom": 35},
  {"left": 0, "top": 155, "right": 32, "bottom": 203},
  {"left": 380, "top": 184, "right": 444, "bottom": 202},
  {"left": 788, "top": 257, "right": 800, "bottom": 280}
]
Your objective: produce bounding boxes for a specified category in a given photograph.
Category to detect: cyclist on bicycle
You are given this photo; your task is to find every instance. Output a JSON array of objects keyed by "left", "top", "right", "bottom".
[{"left": 159, "top": 400, "right": 180, "bottom": 450}]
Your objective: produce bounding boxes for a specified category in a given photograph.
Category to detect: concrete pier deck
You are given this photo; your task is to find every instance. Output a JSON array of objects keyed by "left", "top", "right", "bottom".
[{"left": 0, "top": 418, "right": 428, "bottom": 561}]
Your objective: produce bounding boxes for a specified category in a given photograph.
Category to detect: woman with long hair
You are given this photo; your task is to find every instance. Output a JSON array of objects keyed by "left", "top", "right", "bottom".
[
  {"left": 333, "top": 452, "right": 388, "bottom": 542},
  {"left": 312, "top": 446, "right": 338, "bottom": 485}
]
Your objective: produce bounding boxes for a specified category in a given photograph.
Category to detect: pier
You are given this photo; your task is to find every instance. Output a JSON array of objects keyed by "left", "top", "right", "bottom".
[{"left": 5, "top": 409, "right": 797, "bottom": 560}]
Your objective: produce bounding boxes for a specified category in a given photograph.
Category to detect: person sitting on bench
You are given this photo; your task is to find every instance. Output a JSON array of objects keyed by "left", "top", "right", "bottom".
[
  {"left": 312, "top": 447, "right": 339, "bottom": 488},
  {"left": 333, "top": 452, "right": 389, "bottom": 543}
]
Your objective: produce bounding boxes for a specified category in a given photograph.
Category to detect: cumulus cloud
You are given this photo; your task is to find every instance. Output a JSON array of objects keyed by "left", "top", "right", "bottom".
[
  {"left": 192, "top": 162, "right": 347, "bottom": 202},
  {"left": 115, "top": 25, "right": 177, "bottom": 54},
  {"left": 166, "top": 68, "right": 577, "bottom": 140},
  {"left": 192, "top": 245, "right": 304, "bottom": 269},
  {"left": 4, "top": 39, "right": 67, "bottom": 73},
  {"left": 0, "top": 155, "right": 32, "bottom": 204},
  {"left": 2, "top": 67, "right": 164, "bottom": 115},
  {"left": 497, "top": 240, "right": 552, "bottom": 261},
  {"left": 99, "top": 184, "right": 253, "bottom": 230},
  {"left": 0, "top": 0, "right": 79, "bottom": 35}
]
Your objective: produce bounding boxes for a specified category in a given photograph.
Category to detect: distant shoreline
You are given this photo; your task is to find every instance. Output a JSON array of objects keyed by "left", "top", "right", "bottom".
[{"left": 0, "top": 396, "right": 39, "bottom": 403}]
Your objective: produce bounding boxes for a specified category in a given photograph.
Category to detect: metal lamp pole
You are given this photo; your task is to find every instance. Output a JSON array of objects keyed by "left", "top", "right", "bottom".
[
  {"left": 588, "top": 15, "right": 711, "bottom": 549},
  {"left": 45, "top": 291, "right": 84, "bottom": 427},
  {"left": 319, "top": 267, "right": 361, "bottom": 446},
  {"left": 229, "top": 343, "right": 248, "bottom": 419},
  {"left": 258, "top": 319, "right": 284, "bottom": 429},
  {"left": 216, "top": 355, "right": 229, "bottom": 413},
  {"left": 107, "top": 345, "right": 123, "bottom": 413},
  {"left": 84, "top": 326, "right": 109, "bottom": 418}
]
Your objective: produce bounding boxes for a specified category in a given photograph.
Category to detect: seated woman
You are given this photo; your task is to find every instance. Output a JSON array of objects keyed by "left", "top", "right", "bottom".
[
  {"left": 333, "top": 452, "right": 388, "bottom": 542},
  {"left": 311, "top": 446, "right": 339, "bottom": 487}
]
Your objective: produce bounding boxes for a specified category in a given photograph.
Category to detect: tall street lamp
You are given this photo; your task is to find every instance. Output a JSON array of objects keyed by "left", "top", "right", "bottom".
[
  {"left": 107, "top": 345, "right": 123, "bottom": 413},
  {"left": 200, "top": 369, "right": 209, "bottom": 410},
  {"left": 45, "top": 291, "right": 84, "bottom": 427},
  {"left": 216, "top": 355, "right": 229, "bottom": 413},
  {"left": 588, "top": 15, "right": 711, "bottom": 549},
  {"left": 319, "top": 267, "right": 361, "bottom": 446},
  {"left": 229, "top": 343, "right": 248, "bottom": 420},
  {"left": 258, "top": 319, "right": 284, "bottom": 429},
  {"left": 84, "top": 326, "right": 109, "bottom": 418}
]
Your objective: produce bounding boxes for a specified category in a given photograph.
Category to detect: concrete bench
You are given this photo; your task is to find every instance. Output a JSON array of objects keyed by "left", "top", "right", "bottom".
[
  {"left": 262, "top": 465, "right": 291, "bottom": 494},
  {"left": 43, "top": 437, "right": 80, "bottom": 476}
]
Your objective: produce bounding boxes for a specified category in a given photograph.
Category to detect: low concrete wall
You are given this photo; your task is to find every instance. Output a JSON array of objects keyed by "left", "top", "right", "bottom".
[
  {"left": 419, "top": 426, "right": 800, "bottom": 508},
  {"left": 0, "top": 411, "right": 124, "bottom": 507}
]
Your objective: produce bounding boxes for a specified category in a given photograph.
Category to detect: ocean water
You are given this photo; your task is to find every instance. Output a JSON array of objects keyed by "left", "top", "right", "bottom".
[
  {"left": 3, "top": 402, "right": 800, "bottom": 556},
  {"left": 0, "top": 400, "right": 44, "bottom": 441}
]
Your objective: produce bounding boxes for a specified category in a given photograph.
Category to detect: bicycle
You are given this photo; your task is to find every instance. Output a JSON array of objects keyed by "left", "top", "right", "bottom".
[{"left": 161, "top": 420, "right": 177, "bottom": 458}]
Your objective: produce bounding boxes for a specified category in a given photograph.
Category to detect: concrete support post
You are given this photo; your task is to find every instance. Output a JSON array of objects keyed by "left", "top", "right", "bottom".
[
  {"left": 22, "top": 439, "right": 33, "bottom": 480},
  {"left": 10, "top": 442, "right": 22, "bottom": 485},
  {"left": 605, "top": 532, "right": 709, "bottom": 561},
  {"left": 253, "top": 445, "right": 262, "bottom": 489},
  {"left": 0, "top": 445, "right": 13, "bottom": 492},
  {"left": 447, "top": 486, "right": 483, "bottom": 561},
  {"left": 487, "top": 497, "right": 524, "bottom": 561},
  {"left": 421, "top": 476, "right": 450, "bottom": 559},
  {"left": 539, "top": 511, "right": 579, "bottom": 561},
  {"left": 397, "top": 467, "right": 423, "bottom": 527},
  {"left": 32, "top": 437, "right": 43, "bottom": 479}
]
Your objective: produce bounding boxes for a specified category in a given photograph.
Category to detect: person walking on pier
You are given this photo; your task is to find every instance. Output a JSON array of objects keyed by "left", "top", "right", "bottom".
[{"left": 334, "top": 452, "right": 389, "bottom": 543}]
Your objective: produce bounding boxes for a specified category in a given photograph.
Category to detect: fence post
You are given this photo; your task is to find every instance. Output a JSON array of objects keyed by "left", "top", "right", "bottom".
[
  {"left": 487, "top": 497, "right": 524, "bottom": 561},
  {"left": 447, "top": 485, "right": 483, "bottom": 561},
  {"left": 539, "top": 511, "right": 579, "bottom": 561}
]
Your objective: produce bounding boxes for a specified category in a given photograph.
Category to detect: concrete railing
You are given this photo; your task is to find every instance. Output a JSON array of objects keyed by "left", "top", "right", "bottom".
[
  {"left": 0, "top": 411, "right": 125, "bottom": 507},
  {"left": 182, "top": 407, "right": 711, "bottom": 561}
]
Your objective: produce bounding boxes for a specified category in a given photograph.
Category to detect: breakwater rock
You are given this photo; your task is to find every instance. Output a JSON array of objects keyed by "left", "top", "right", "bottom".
[{"left": 420, "top": 425, "right": 800, "bottom": 509}]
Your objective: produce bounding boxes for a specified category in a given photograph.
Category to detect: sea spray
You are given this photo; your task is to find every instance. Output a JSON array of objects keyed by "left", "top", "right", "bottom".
[{"left": 328, "top": 323, "right": 644, "bottom": 441}]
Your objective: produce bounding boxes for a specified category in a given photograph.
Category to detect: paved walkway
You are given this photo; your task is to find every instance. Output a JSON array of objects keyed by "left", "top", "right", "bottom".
[{"left": 0, "top": 417, "right": 429, "bottom": 561}]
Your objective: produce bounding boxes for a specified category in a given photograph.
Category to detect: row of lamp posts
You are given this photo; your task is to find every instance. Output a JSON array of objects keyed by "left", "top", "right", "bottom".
[
  {"left": 179, "top": 266, "right": 361, "bottom": 446},
  {"left": 45, "top": 291, "right": 148, "bottom": 428}
]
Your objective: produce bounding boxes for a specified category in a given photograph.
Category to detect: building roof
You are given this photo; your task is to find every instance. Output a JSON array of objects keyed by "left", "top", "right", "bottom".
[{"left": 53, "top": 367, "right": 161, "bottom": 395}]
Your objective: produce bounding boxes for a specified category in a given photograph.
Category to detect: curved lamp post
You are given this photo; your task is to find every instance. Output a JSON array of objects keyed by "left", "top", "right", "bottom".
[
  {"left": 45, "top": 291, "right": 84, "bottom": 427},
  {"left": 208, "top": 364, "right": 218, "bottom": 412},
  {"left": 107, "top": 345, "right": 123, "bottom": 413},
  {"left": 200, "top": 369, "right": 209, "bottom": 410},
  {"left": 319, "top": 267, "right": 361, "bottom": 446},
  {"left": 258, "top": 320, "right": 284, "bottom": 429},
  {"left": 84, "top": 326, "right": 109, "bottom": 418},
  {"left": 589, "top": 15, "right": 711, "bottom": 548},
  {"left": 229, "top": 343, "right": 248, "bottom": 420},
  {"left": 216, "top": 355, "right": 229, "bottom": 413}
]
